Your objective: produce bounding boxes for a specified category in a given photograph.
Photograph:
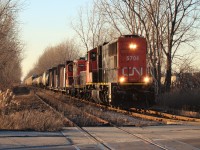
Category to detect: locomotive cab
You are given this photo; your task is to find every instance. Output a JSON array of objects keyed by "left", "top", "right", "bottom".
[
  {"left": 73, "top": 57, "right": 86, "bottom": 86},
  {"left": 71, "top": 57, "right": 87, "bottom": 97},
  {"left": 86, "top": 48, "right": 98, "bottom": 83}
]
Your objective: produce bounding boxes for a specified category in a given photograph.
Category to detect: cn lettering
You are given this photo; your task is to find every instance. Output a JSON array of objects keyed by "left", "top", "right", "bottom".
[{"left": 122, "top": 67, "right": 143, "bottom": 76}]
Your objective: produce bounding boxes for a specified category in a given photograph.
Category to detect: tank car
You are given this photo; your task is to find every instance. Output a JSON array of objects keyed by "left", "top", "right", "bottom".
[
  {"left": 32, "top": 75, "right": 42, "bottom": 87},
  {"left": 24, "top": 76, "right": 34, "bottom": 86},
  {"left": 24, "top": 74, "right": 38, "bottom": 86}
]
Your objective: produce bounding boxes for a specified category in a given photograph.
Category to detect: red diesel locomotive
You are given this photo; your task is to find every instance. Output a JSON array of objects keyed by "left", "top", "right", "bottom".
[
  {"left": 27, "top": 35, "right": 155, "bottom": 107},
  {"left": 83, "top": 35, "right": 154, "bottom": 106}
]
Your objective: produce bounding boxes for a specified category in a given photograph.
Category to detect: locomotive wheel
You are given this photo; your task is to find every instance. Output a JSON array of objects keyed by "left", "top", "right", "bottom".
[
  {"left": 101, "top": 91, "right": 109, "bottom": 104},
  {"left": 83, "top": 91, "right": 91, "bottom": 100}
]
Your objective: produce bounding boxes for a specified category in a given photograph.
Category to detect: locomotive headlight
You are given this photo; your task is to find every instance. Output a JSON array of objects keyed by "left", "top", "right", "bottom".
[
  {"left": 119, "top": 77, "right": 125, "bottom": 83},
  {"left": 129, "top": 43, "right": 137, "bottom": 50},
  {"left": 143, "top": 76, "right": 150, "bottom": 84}
]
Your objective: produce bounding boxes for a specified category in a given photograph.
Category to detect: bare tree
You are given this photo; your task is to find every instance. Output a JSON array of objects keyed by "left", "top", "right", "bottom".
[
  {"left": 95, "top": 0, "right": 164, "bottom": 93},
  {"left": 161, "top": 0, "right": 200, "bottom": 91},
  {"left": 72, "top": 1, "right": 107, "bottom": 51},
  {"left": 120, "top": 0, "right": 200, "bottom": 92},
  {"left": 0, "top": 0, "right": 23, "bottom": 90},
  {"left": 96, "top": 0, "right": 146, "bottom": 35}
]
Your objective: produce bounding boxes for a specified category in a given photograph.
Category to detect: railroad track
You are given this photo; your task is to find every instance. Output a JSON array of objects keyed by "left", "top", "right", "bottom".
[
  {"left": 35, "top": 93, "right": 112, "bottom": 150},
  {"left": 77, "top": 98, "right": 200, "bottom": 124},
  {"left": 37, "top": 88, "right": 200, "bottom": 125},
  {"left": 35, "top": 92, "right": 172, "bottom": 150},
  {"left": 130, "top": 107, "right": 200, "bottom": 122}
]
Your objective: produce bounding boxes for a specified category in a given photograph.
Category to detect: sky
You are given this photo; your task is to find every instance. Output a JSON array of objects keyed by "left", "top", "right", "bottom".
[
  {"left": 20, "top": 0, "right": 89, "bottom": 79},
  {"left": 19, "top": 0, "right": 200, "bottom": 80}
]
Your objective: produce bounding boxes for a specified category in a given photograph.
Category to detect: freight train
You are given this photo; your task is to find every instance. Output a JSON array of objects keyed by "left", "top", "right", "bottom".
[{"left": 25, "top": 35, "right": 155, "bottom": 107}]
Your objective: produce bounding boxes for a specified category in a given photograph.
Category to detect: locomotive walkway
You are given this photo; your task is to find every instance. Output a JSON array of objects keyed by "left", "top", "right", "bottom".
[{"left": 0, "top": 125, "right": 200, "bottom": 150}]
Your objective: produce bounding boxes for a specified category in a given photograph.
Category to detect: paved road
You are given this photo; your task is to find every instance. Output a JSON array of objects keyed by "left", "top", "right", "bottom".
[{"left": 0, "top": 125, "right": 200, "bottom": 150}]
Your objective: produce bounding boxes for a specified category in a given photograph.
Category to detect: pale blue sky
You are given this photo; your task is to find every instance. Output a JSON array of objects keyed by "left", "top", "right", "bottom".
[
  {"left": 20, "top": 0, "right": 200, "bottom": 79},
  {"left": 20, "top": 0, "right": 89, "bottom": 79}
]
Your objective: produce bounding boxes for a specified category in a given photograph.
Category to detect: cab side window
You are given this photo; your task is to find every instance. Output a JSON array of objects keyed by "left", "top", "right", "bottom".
[
  {"left": 69, "top": 65, "right": 73, "bottom": 72},
  {"left": 90, "top": 52, "right": 96, "bottom": 61}
]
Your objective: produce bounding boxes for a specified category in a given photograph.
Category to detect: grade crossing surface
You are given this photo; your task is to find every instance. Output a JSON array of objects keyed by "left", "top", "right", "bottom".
[
  {"left": 33, "top": 92, "right": 200, "bottom": 150},
  {"left": 0, "top": 125, "right": 200, "bottom": 150}
]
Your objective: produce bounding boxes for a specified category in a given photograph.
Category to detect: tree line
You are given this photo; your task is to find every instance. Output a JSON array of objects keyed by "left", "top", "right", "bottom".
[
  {"left": 25, "top": 39, "right": 80, "bottom": 78},
  {"left": 72, "top": 0, "right": 200, "bottom": 93},
  {"left": 26, "top": 0, "right": 200, "bottom": 93},
  {"left": 0, "top": 0, "right": 22, "bottom": 90}
]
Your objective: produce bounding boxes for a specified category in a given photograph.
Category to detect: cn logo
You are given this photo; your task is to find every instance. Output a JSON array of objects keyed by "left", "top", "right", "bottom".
[{"left": 122, "top": 67, "right": 143, "bottom": 76}]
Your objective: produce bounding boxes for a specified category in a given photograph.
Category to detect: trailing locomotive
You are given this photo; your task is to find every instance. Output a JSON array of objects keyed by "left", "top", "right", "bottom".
[{"left": 25, "top": 35, "right": 155, "bottom": 107}]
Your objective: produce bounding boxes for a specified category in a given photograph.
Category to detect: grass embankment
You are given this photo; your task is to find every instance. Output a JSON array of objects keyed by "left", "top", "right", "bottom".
[{"left": 0, "top": 87, "right": 65, "bottom": 131}]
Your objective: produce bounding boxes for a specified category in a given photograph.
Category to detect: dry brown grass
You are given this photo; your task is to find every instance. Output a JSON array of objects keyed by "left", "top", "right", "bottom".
[
  {"left": 0, "top": 110, "right": 64, "bottom": 131},
  {"left": 41, "top": 90, "right": 160, "bottom": 127},
  {"left": 0, "top": 87, "right": 66, "bottom": 131},
  {"left": 37, "top": 91, "right": 103, "bottom": 127}
]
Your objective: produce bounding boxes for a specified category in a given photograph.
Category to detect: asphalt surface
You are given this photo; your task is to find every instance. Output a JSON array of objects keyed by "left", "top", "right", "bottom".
[{"left": 0, "top": 125, "right": 200, "bottom": 150}]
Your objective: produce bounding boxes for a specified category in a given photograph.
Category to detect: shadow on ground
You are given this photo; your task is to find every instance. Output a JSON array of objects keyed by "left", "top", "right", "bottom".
[{"left": 12, "top": 86, "right": 30, "bottom": 95}]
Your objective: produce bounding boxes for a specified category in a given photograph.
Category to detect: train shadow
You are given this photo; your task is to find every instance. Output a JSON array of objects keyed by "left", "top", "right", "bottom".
[{"left": 12, "top": 86, "right": 30, "bottom": 95}]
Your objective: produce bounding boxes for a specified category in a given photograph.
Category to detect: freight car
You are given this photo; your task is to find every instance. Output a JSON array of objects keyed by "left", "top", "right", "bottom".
[
  {"left": 24, "top": 75, "right": 38, "bottom": 86},
  {"left": 42, "top": 71, "right": 49, "bottom": 88},
  {"left": 25, "top": 35, "right": 155, "bottom": 107},
  {"left": 32, "top": 75, "right": 42, "bottom": 87},
  {"left": 24, "top": 76, "right": 34, "bottom": 86}
]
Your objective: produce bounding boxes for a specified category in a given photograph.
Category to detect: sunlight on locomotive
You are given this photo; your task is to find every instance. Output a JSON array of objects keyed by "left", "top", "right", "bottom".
[
  {"left": 143, "top": 76, "right": 150, "bottom": 83},
  {"left": 129, "top": 43, "right": 137, "bottom": 50},
  {"left": 119, "top": 76, "right": 125, "bottom": 83}
]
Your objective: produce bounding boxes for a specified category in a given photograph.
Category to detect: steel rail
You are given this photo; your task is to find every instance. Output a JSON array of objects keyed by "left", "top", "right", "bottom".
[
  {"left": 35, "top": 93, "right": 112, "bottom": 150},
  {"left": 130, "top": 108, "right": 200, "bottom": 122},
  {"left": 37, "top": 88, "right": 200, "bottom": 125}
]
